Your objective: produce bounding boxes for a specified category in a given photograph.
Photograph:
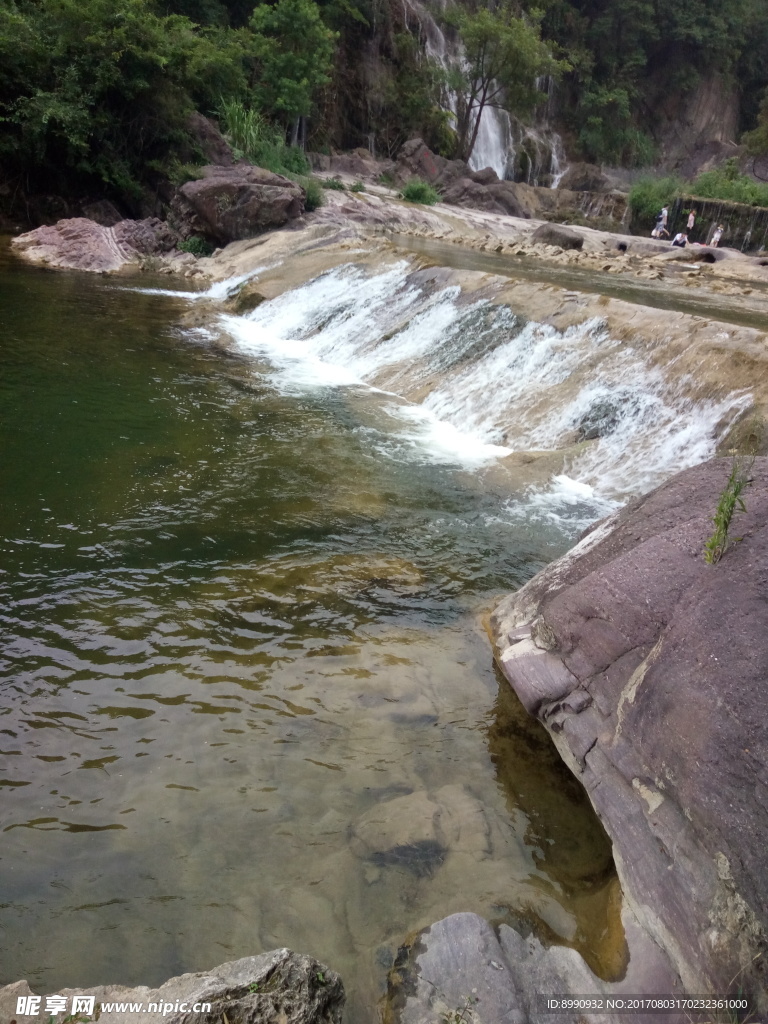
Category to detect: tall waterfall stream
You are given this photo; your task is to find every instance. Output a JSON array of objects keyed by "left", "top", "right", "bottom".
[{"left": 0, "top": 237, "right": 750, "bottom": 1020}]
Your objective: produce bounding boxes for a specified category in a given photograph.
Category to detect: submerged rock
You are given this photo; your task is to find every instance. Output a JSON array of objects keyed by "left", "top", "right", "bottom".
[
  {"left": 490, "top": 457, "right": 768, "bottom": 1008},
  {"left": 576, "top": 399, "right": 623, "bottom": 441},
  {"left": 350, "top": 785, "right": 490, "bottom": 876},
  {"left": 0, "top": 950, "right": 345, "bottom": 1024}
]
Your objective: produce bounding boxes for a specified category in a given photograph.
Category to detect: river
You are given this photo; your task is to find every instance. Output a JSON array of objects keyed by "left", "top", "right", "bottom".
[{"left": 0, "top": 236, "right": 747, "bottom": 1020}]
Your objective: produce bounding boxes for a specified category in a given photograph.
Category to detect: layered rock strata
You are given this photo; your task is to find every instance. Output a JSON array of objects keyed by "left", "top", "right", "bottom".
[{"left": 490, "top": 458, "right": 768, "bottom": 1008}]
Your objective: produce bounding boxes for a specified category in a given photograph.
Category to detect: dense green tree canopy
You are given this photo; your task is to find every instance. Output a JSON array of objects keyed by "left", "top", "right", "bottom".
[
  {"left": 3, "top": 0, "right": 768, "bottom": 213},
  {"left": 249, "top": 0, "right": 336, "bottom": 126}
]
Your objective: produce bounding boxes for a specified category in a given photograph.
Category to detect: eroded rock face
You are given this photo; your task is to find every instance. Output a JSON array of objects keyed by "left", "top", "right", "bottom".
[
  {"left": 0, "top": 950, "right": 345, "bottom": 1024},
  {"left": 557, "top": 162, "right": 609, "bottom": 193},
  {"left": 11, "top": 217, "right": 178, "bottom": 271},
  {"left": 440, "top": 178, "right": 528, "bottom": 218},
  {"left": 490, "top": 458, "right": 768, "bottom": 1007},
  {"left": 531, "top": 223, "right": 584, "bottom": 250},
  {"left": 171, "top": 165, "right": 305, "bottom": 244},
  {"left": 187, "top": 112, "right": 235, "bottom": 168}
]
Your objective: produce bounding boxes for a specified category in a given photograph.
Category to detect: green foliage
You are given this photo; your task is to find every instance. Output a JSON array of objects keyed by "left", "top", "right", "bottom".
[
  {"left": 219, "top": 99, "right": 310, "bottom": 175},
  {"left": 321, "top": 177, "right": 346, "bottom": 189},
  {"left": 178, "top": 235, "right": 214, "bottom": 256},
  {"left": 628, "top": 176, "right": 684, "bottom": 223},
  {"left": 249, "top": 0, "right": 336, "bottom": 126},
  {"left": 0, "top": 0, "right": 249, "bottom": 197},
  {"left": 692, "top": 161, "right": 768, "bottom": 207},
  {"left": 704, "top": 457, "right": 753, "bottom": 563},
  {"left": 577, "top": 87, "right": 655, "bottom": 166},
  {"left": 359, "top": 31, "right": 447, "bottom": 159},
  {"left": 292, "top": 176, "right": 325, "bottom": 211},
  {"left": 529, "top": 0, "right": 768, "bottom": 164},
  {"left": 399, "top": 179, "right": 439, "bottom": 205},
  {"left": 349, "top": 180, "right": 365, "bottom": 192},
  {"left": 440, "top": 2, "right": 564, "bottom": 162}
]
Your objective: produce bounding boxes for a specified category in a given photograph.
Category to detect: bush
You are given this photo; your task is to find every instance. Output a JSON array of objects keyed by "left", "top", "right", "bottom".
[
  {"left": 628, "top": 176, "right": 683, "bottom": 224},
  {"left": 290, "top": 175, "right": 324, "bottom": 211},
  {"left": 349, "top": 180, "right": 365, "bottom": 192},
  {"left": 321, "top": 177, "right": 346, "bottom": 190},
  {"left": 399, "top": 178, "right": 439, "bottom": 205},
  {"left": 692, "top": 160, "right": 768, "bottom": 207},
  {"left": 178, "top": 235, "right": 213, "bottom": 256},
  {"left": 219, "top": 99, "right": 310, "bottom": 176}
]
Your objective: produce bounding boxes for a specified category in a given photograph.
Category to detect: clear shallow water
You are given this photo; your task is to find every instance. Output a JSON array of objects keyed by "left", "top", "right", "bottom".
[{"left": 0, "top": 242, "right": 622, "bottom": 1020}]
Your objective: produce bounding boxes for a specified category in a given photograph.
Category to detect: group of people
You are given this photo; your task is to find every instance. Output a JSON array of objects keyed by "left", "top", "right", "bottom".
[{"left": 651, "top": 205, "right": 724, "bottom": 248}]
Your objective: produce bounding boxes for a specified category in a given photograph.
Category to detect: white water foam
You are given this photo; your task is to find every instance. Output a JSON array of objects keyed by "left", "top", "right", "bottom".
[
  {"left": 127, "top": 265, "right": 273, "bottom": 301},
  {"left": 213, "top": 261, "right": 749, "bottom": 518}
]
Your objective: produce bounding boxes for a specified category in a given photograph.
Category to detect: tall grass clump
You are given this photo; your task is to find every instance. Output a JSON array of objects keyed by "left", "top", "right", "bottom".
[
  {"left": 399, "top": 178, "right": 440, "bottom": 205},
  {"left": 291, "top": 176, "right": 324, "bottom": 211},
  {"left": 219, "top": 99, "right": 310, "bottom": 176},
  {"left": 704, "top": 457, "right": 754, "bottom": 564}
]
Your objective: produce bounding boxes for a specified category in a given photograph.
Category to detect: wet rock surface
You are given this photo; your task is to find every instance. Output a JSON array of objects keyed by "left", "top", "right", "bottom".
[
  {"left": 11, "top": 216, "right": 178, "bottom": 271},
  {"left": 0, "top": 950, "right": 345, "bottom": 1024},
  {"left": 387, "top": 909, "right": 682, "bottom": 1024},
  {"left": 490, "top": 458, "right": 768, "bottom": 1008}
]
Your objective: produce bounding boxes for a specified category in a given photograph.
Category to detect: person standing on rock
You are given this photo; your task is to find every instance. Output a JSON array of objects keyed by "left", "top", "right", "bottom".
[
  {"left": 652, "top": 205, "right": 670, "bottom": 238},
  {"left": 687, "top": 208, "right": 696, "bottom": 235},
  {"left": 711, "top": 224, "right": 724, "bottom": 247}
]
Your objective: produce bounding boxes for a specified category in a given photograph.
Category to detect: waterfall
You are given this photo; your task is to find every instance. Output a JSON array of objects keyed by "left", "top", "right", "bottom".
[
  {"left": 213, "top": 261, "right": 748, "bottom": 525},
  {"left": 411, "top": 1, "right": 567, "bottom": 183}
]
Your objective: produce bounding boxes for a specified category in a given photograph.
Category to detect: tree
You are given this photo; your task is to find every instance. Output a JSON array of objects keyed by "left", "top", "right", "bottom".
[
  {"left": 248, "top": 0, "right": 336, "bottom": 137},
  {"left": 441, "top": 2, "right": 562, "bottom": 163}
]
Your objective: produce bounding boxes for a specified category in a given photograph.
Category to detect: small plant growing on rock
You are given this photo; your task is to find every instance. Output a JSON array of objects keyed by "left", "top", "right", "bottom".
[
  {"left": 350, "top": 180, "right": 365, "bottom": 192},
  {"left": 441, "top": 994, "right": 477, "bottom": 1024},
  {"left": 178, "top": 235, "right": 213, "bottom": 257},
  {"left": 321, "top": 177, "right": 346, "bottom": 190},
  {"left": 704, "top": 456, "right": 754, "bottom": 563},
  {"left": 399, "top": 178, "right": 440, "bottom": 205},
  {"left": 302, "top": 178, "right": 325, "bottom": 211}
]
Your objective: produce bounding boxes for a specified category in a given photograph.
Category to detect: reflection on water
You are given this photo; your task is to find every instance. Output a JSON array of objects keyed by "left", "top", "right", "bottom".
[{"left": 1, "top": 242, "right": 615, "bottom": 1022}]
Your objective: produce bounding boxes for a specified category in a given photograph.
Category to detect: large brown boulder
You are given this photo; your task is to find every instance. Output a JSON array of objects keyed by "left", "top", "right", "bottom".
[
  {"left": 171, "top": 164, "right": 305, "bottom": 244},
  {"left": 395, "top": 138, "right": 469, "bottom": 189},
  {"left": 11, "top": 216, "right": 178, "bottom": 272},
  {"left": 0, "top": 950, "right": 345, "bottom": 1024},
  {"left": 490, "top": 458, "right": 768, "bottom": 1008}
]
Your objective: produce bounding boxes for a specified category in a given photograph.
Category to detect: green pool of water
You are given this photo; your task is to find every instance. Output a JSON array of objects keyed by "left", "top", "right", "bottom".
[{"left": 0, "top": 240, "right": 619, "bottom": 1021}]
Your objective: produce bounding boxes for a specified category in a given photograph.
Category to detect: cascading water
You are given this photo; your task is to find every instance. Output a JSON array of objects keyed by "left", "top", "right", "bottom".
[
  {"left": 410, "top": 0, "right": 567, "bottom": 182},
  {"left": 216, "top": 260, "right": 748, "bottom": 530}
]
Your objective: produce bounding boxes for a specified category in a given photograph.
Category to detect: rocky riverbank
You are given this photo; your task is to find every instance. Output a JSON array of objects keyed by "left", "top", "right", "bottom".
[
  {"left": 488, "top": 457, "right": 768, "bottom": 1013},
  {"left": 0, "top": 951, "right": 344, "bottom": 1024}
]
